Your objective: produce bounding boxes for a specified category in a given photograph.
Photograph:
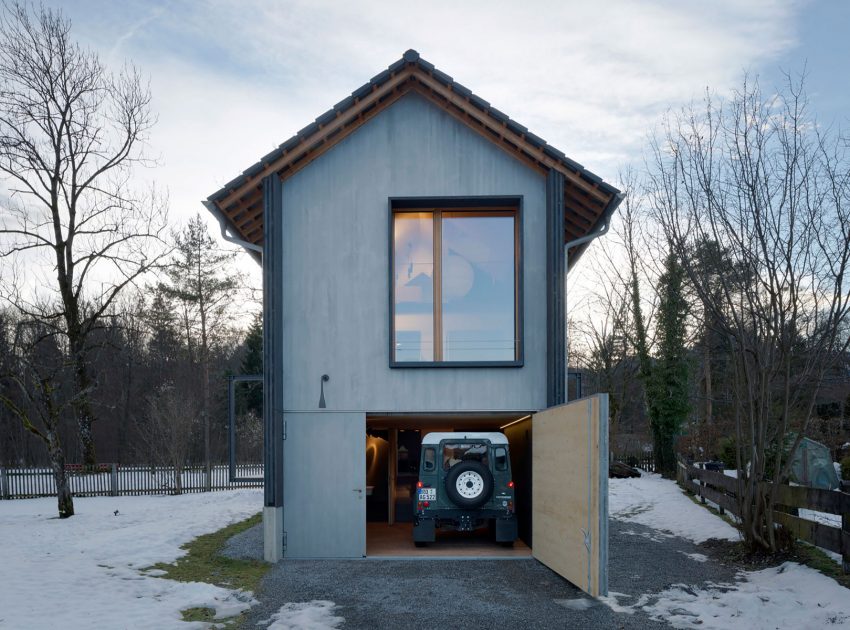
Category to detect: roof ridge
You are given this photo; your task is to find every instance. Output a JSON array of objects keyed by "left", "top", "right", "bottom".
[{"left": 208, "top": 50, "right": 619, "bottom": 203}]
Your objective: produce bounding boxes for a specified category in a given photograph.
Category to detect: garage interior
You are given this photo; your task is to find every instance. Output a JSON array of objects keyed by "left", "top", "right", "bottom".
[{"left": 365, "top": 412, "right": 534, "bottom": 557}]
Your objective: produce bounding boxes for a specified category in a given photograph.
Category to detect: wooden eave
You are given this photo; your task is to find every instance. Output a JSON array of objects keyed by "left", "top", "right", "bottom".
[{"left": 206, "top": 50, "right": 622, "bottom": 258}]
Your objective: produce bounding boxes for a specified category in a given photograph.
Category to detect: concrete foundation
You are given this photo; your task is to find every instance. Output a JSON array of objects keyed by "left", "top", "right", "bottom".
[{"left": 263, "top": 505, "right": 284, "bottom": 562}]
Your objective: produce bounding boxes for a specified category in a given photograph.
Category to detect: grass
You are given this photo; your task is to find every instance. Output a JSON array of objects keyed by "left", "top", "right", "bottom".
[
  {"left": 150, "top": 512, "right": 269, "bottom": 627},
  {"left": 181, "top": 607, "right": 217, "bottom": 623},
  {"left": 794, "top": 543, "right": 850, "bottom": 589}
]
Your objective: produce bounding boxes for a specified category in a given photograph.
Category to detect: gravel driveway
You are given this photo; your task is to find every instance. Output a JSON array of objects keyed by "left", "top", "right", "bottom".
[{"left": 225, "top": 518, "right": 739, "bottom": 629}]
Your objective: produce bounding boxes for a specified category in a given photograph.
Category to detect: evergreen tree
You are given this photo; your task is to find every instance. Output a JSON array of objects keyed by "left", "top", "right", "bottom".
[
  {"left": 161, "top": 214, "right": 240, "bottom": 489},
  {"left": 631, "top": 251, "right": 691, "bottom": 476},
  {"left": 238, "top": 315, "right": 263, "bottom": 417},
  {"left": 648, "top": 253, "right": 691, "bottom": 475}
]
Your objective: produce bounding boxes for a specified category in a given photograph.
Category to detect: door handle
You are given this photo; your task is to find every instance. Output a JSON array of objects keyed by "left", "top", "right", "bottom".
[{"left": 353, "top": 488, "right": 362, "bottom": 493}]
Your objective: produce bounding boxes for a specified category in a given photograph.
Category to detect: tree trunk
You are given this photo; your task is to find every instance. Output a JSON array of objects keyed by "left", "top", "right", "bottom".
[
  {"left": 199, "top": 271, "right": 211, "bottom": 492},
  {"left": 46, "top": 429, "right": 74, "bottom": 518},
  {"left": 174, "top": 462, "right": 183, "bottom": 495},
  {"left": 119, "top": 356, "right": 133, "bottom": 464},
  {"left": 69, "top": 336, "right": 97, "bottom": 466}
]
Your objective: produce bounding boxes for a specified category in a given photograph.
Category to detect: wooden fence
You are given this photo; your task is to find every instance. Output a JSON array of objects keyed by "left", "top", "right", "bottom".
[
  {"left": 0, "top": 463, "right": 263, "bottom": 499},
  {"left": 612, "top": 451, "right": 656, "bottom": 473},
  {"left": 677, "top": 460, "right": 850, "bottom": 573}
]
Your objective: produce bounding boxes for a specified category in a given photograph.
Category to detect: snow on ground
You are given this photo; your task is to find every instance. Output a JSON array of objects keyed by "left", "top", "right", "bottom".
[
  {"left": 605, "top": 562, "right": 850, "bottom": 629},
  {"left": 609, "top": 472, "right": 739, "bottom": 543},
  {"left": 258, "top": 601, "right": 344, "bottom": 630},
  {"left": 608, "top": 474, "right": 850, "bottom": 628},
  {"left": 0, "top": 489, "right": 262, "bottom": 629}
]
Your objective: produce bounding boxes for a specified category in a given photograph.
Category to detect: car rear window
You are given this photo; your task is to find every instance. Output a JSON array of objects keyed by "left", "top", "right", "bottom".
[
  {"left": 443, "top": 443, "right": 489, "bottom": 469},
  {"left": 423, "top": 447, "right": 436, "bottom": 472},
  {"left": 494, "top": 446, "right": 508, "bottom": 471}
]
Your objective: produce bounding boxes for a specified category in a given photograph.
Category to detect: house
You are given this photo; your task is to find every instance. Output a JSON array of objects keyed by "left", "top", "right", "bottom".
[{"left": 203, "top": 50, "right": 622, "bottom": 598}]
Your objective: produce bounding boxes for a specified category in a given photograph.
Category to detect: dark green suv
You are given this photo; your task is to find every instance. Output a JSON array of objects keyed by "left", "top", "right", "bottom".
[{"left": 413, "top": 432, "right": 517, "bottom": 546}]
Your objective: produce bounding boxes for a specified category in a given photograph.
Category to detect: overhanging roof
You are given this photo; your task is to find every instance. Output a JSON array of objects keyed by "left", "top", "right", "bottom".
[{"left": 205, "top": 50, "right": 623, "bottom": 262}]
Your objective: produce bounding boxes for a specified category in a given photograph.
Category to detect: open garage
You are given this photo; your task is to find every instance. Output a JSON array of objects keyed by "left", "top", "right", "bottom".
[{"left": 365, "top": 412, "right": 534, "bottom": 558}]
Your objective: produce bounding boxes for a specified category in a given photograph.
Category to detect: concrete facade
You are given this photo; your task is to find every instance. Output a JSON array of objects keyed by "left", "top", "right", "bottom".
[{"left": 278, "top": 92, "right": 547, "bottom": 415}]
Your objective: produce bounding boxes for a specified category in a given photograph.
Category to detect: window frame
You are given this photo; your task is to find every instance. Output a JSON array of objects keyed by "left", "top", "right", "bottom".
[{"left": 388, "top": 196, "right": 524, "bottom": 368}]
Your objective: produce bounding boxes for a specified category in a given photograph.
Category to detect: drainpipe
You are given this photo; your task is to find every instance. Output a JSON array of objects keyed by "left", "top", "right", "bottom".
[
  {"left": 202, "top": 199, "right": 264, "bottom": 256},
  {"left": 563, "top": 192, "right": 625, "bottom": 401}
]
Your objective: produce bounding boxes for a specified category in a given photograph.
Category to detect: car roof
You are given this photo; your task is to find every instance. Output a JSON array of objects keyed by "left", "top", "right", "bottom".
[{"left": 421, "top": 432, "right": 508, "bottom": 446}]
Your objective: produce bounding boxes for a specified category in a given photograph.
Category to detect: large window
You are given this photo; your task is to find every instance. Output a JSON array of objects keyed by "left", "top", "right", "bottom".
[{"left": 390, "top": 198, "right": 521, "bottom": 366}]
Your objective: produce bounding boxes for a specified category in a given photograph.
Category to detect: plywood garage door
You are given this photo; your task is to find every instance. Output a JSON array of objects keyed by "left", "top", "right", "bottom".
[{"left": 532, "top": 394, "right": 608, "bottom": 597}]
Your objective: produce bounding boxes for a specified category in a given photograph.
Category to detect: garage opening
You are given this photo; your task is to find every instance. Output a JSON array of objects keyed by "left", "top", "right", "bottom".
[{"left": 365, "top": 412, "right": 534, "bottom": 558}]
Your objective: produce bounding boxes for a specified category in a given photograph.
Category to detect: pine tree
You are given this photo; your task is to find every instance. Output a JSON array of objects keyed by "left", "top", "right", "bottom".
[
  {"left": 161, "top": 214, "right": 239, "bottom": 489},
  {"left": 238, "top": 315, "right": 263, "bottom": 417}
]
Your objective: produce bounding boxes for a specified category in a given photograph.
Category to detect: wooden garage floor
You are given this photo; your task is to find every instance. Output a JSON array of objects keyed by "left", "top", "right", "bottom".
[{"left": 366, "top": 522, "right": 532, "bottom": 558}]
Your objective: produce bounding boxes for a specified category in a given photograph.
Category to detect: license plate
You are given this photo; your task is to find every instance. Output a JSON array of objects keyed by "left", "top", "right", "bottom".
[{"left": 418, "top": 488, "right": 436, "bottom": 501}]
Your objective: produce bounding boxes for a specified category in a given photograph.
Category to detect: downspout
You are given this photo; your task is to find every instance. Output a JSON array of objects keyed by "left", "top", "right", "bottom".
[
  {"left": 563, "top": 192, "right": 625, "bottom": 401},
  {"left": 202, "top": 199, "right": 264, "bottom": 257}
]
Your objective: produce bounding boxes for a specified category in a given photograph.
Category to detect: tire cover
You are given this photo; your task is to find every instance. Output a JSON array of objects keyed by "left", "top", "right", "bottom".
[{"left": 444, "top": 460, "right": 494, "bottom": 509}]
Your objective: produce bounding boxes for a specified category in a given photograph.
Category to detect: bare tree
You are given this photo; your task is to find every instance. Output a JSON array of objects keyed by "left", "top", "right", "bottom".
[
  {"left": 0, "top": 319, "right": 75, "bottom": 516},
  {"left": 137, "top": 382, "right": 199, "bottom": 495},
  {"left": 647, "top": 73, "right": 850, "bottom": 550},
  {"left": 0, "top": 2, "right": 168, "bottom": 465}
]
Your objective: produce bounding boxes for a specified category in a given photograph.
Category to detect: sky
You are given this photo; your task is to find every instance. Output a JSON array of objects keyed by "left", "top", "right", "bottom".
[{"left": 31, "top": 0, "right": 850, "bottom": 290}]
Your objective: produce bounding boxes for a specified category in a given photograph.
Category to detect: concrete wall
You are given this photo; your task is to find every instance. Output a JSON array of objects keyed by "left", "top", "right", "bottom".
[{"left": 280, "top": 92, "right": 547, "bottom": 413}]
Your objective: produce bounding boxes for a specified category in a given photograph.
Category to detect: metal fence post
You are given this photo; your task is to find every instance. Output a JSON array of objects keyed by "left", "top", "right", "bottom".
[
  {"left": 110, "top": 463, "right": 118, "bottom": 497},
  {"left": 0, "top": 467, "right": 9, "bottom": 499}
]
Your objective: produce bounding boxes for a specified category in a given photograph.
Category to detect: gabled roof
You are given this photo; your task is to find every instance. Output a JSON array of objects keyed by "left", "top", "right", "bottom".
[{"left": 204, "top": 50, "right": 622, "bottom": 261}]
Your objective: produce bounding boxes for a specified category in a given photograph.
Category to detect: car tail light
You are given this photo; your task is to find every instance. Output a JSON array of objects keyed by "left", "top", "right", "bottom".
[
  {"left": 423, "top": 501, "right": 430, "bottom": 508},
  {"left": 508, "top": 481, "right": 514, "bottom": 488},
  {"left": 417, "top": 481, "right": 423, "bottom": 488},
  {"left": 508, "top": 501, "right": 514, "bottom": 513},
  {"left": 417, "top": 502, "right": 423, "bottom": 511}
]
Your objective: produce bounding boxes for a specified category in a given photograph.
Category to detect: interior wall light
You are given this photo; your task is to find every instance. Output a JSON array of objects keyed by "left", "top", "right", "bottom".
[{"left": 500, "top": 414, "right": 531, "bottom": 430}]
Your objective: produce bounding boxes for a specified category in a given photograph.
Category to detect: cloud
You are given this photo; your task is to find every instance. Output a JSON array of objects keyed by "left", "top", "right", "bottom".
[{"left": 52, "top": 0, "right": 802, "bottom": 245}]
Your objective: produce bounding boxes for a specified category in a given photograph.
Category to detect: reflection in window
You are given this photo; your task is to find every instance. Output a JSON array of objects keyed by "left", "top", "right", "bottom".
[
  {"left": 391, "top": 206, "right": 519, "bottom": 364},
  {"left": 393, "top": 212, "right": 434, "bottom": 361},
  {"left": 442, "top": 212, "right": 515, "bottom": 361},
  {"left": 442, "top": 443, "right": 489, "bottom": 469}
]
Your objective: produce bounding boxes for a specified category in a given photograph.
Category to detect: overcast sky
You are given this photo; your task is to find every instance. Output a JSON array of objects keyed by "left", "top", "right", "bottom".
[{"left": 49, "top": 0, "right": 850, "bottom": 278}]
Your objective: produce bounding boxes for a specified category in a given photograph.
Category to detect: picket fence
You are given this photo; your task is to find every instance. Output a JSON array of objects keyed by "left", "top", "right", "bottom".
[{"left": 0, "top": 463, "right": 263, "bottom": 499}]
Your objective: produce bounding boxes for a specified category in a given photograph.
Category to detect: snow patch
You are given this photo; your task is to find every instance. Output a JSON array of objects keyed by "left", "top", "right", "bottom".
[
  {"left": 602, "top": 563, "right": 850, "bottom": 629},
  {"left": 620, "top": 528, "right": 676, "bottom": 543},
  {"left": 638, "top": 562, "right": 850, "bottom": 629},
  {"left": 0, "top": 490, "right": 263, "bottom": 628},
  {"left": 554, "top": 597, "right": 596, "bottom": 610},
  {"left": 677, "top": 551, "right": 708, "bottom": 563},
  {"left": 609, "top": 473, "right": 739, "bottom": 543},
  {"left": 258, "top": 601, "right": 344, "bottom": 629}
]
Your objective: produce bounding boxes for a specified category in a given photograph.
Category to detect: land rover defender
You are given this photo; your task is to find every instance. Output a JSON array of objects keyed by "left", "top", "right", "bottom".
[{"left": 412, "top": 432, "right": 517, "bottom": 546}]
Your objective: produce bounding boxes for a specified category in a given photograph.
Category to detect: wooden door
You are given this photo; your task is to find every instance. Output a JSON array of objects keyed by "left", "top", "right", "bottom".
[{"left": 532, "top": 394, "right": 608, "bottom": 597}]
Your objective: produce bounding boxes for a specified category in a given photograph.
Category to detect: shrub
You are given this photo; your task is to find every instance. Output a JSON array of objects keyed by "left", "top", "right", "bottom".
[
  {"left": 841, "top": 456, "right": 850, "bottom": 482},
  {"left": 718, "top": 436, "right": 737, "bottom": 470}
]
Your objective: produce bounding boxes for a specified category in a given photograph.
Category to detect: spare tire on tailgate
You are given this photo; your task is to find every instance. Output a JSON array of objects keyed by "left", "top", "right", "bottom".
[{"left": 444, "top": 460, "right": 494, "bottom": 508}]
